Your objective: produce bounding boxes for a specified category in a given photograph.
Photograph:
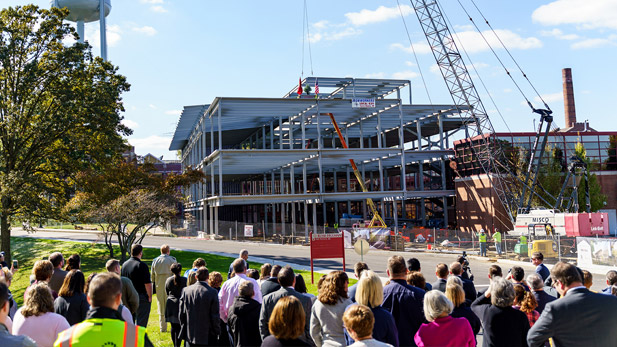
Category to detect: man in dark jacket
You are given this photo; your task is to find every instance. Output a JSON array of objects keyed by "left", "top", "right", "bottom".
[
  {"left": 48, "top": 252, "right": 67, "bottom": 293},
  {"left": 106, "top": 259, "right": 139, "bottom": 317},
  {"left": 382, "top": 255, "right": 425, "bottom": 347},
  {"left": 450, "top": 262, "right": 476, "bottom": 303},
  {"left": 121, "top": 244, "right": 152, "bottom": 326},
  {"left": 260, "top": 264, "right": 282, "bottom": 297},
  {"left": 179, "top": 267, "right": 220, "bottom": 347},
  {"left": 228, "top": 281, "right": 262, "bottom": 347},
  {"left": 526, "top": 274, "right": 556, "bottom": 314},
  {"left": 259, "top": 266, "right": 314, "bottom": 345},
  {"left": 528, "top": 262, "right": 617, "bottom": 347},
  {"left": 431, "top": 263, "right": 448, "bottom": 292}
]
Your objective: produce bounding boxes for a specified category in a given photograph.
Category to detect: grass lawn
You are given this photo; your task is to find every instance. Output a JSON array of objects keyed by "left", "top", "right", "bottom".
[{"left": 10, "top": 237, "right": 353, "bottom": 347}]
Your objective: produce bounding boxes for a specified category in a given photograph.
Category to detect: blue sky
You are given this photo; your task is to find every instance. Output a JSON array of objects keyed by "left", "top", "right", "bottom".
[{"left": 8, "top": 0, "right": 617, "bottom": 159}]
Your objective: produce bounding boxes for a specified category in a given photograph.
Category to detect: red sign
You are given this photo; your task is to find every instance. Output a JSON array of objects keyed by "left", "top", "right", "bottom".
[{"left": 310, "top": 232, "right": 345, "bottom": 283}]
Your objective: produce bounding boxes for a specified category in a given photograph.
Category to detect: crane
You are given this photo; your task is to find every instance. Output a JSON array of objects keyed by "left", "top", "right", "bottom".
[{"left": 321, "top": 113, "right": 387, "bottom": 228}]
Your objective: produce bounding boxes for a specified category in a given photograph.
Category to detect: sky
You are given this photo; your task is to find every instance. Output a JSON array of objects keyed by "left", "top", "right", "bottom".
[{"left": 7, "top": 0, "right": 617, "bottom": 159}]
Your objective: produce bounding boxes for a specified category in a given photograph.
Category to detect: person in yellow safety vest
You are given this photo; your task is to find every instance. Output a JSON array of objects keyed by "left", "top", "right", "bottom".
[
  {"left": 520, "top": 234, "right": 528, "bottom": 246},
  {"left": 54, "top": 272, "right": 154, "bottom": 347},
  {"left": 478, "top": 229, "right": 487, "bottom": 257},
  {"left": 493, "top": 229, "right": 502, "bottom": 256}
]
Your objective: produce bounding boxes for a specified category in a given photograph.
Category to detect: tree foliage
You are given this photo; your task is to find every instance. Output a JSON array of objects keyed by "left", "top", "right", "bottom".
[
  {"left": 0, "top": 5, "right": 131, "bottom": 262},
  {"left": 64, "top": 161, "right": 204, "bottom": 262}
]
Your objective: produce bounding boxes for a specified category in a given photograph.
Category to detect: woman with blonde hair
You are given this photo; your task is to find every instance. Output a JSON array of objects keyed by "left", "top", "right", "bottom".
[
  {"left": 414, "top": 290, "right": 474, "bottom": 347},
  {"left": 261, "top": 296, "right": 309, "bottom": 346},
  {"left": 355, "top": 270, "right": 398, "bottom": 346},
  {"left": 445, "top": 277, "right": 481, "bottom": 338},
  {"left": 13, "top": 283, "right": 69, "bottom": 347},
  {"left": 259, "top": 263, "right": 272, "bottom": 285},
  {"left": 310, "top": 271, "right": 352, "bottom": 347},
  {"left": 513, "top": 284, "right": 540, "bottom": 327}
]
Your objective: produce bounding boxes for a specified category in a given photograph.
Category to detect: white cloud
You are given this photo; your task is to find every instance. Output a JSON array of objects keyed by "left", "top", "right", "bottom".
[
  {"left": 571, "top": 38, "right": 616, "bottom": 49},
  {"left": 404, "top": 61, "right": 416, "bottom": 67},
  {"left": 132, "top": 26, "right": 157, "bottom": 36},
  {"left": 532, "top": 0, "right": 617, "bottom": 30},
  {"left": 451, "top": 29, "right": 542, "bottom": 53},
  {"left": 121, "top": 119, "right": 139, "bottom": 129},
  {"left": 364, "top": 72, "right": 386, "bottom": 79},
  {"left": 140, "top": 0, "right": 164, "bottom": 3},
  {"left": 345, "top": 5, "right": 412, "bottom": 26},
  {"left": 308, "top": 21, "right": 362, "bottom": 43},
  {"left": 165, "top": 110, "right": 182, "bottom": 116},
  {"left": 535, "top": 92, "right": 562, "bottom": 103},
  {"left": 540, "top": 28, "right": 580, "bottom": 40},
  {"left": 129, "top": 135, "right": 172, "bottom": 152},
  {"left": 392, "top": 70, "right": 419, "bottom": 80},
  {"left": 429, "top": 64, "right": 441, "bottom": 75},
  {"left": 84, "top": 24, "right": 122, "bottom": 48},
  {"left": 390, "top": 42, "right": 432, "bottom": 54},
  {"left": 151, "top": 6, "right": 168, "bottom": 13},
  {"left": 503, "top": 88, "right": 512, "bottom": 93},
  {"left": 149, "top": 104, "right": 157, "bottom": 109}
]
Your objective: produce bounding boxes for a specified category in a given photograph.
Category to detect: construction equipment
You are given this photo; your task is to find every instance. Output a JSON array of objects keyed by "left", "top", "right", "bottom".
[{"left": 321, "top": 112, "right": 387, "bottom": 228}]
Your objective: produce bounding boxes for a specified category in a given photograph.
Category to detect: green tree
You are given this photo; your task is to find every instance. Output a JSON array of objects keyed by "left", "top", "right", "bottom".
[
  {"left": 64, "top": 160, "right": 204, "bottom": 262},
  {"left": 574, "top": 142, "right": 607, "bottom": 212},
  {"left": 0, "top": 6, "right": 131, "bottom": 262}
]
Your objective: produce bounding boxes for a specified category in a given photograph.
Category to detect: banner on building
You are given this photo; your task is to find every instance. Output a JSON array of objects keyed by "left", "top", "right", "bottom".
[
  {"left": 351, "top": 98, "right": 376, "bottom": 108},
  {"left": 244, "top": 225, "right": 253, "bottom": 237}
]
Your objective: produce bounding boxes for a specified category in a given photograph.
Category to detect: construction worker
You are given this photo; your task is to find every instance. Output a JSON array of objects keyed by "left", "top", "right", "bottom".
[
  {"left": 493, "top": 228, "right": 502, "bottom": 256},
  {"left": 520, "top": 234, "right": 528, "bottom": 246},
  {"left": 54, "top": 272, "right": 153, "bottom": 347},
  {"left": 478, "top": 229, "right": 487, "bottom": 257}
]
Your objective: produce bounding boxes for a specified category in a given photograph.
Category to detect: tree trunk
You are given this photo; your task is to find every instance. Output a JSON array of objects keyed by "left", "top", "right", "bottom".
[{"left": 0, "top": 214, "right": 10, "bottom": 265}]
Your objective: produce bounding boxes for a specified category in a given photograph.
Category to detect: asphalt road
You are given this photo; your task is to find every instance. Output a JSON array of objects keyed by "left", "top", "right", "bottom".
[{"left": 11, "top": 229, "right": 609, "bottom": 292}]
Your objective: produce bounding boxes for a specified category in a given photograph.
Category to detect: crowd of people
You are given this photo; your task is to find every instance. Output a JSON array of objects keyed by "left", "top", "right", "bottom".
[{"left": 0, "top": 246, "right": 616, "bottom": 347}]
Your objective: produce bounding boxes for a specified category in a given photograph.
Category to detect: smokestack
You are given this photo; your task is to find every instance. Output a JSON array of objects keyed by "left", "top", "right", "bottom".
[{"left": 562, "top": 68, "right": 576, "bottom": 128}]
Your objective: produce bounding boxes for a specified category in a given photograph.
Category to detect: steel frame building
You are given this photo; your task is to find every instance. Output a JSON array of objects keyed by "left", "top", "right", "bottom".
[{"left": 170, "top": 77, "right": 469, "bottom": 238}]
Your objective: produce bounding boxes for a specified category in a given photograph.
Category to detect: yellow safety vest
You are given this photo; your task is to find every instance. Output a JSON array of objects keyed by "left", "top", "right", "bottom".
[
  {"left": 54, "top": 318, "right": 146, "bottom": 347},
  {"left": 520, "top": 235, "right": 527, "bottom": 245},
  {"left": 478, "top": 233, "right": 487, "bottom": 242}
]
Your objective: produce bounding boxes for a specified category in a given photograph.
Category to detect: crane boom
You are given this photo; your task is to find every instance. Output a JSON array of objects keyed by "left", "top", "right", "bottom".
[
  {"left": 410, "top": 0, "right": 518, "bottom": 223},
  {"left": 322, "top": 113, "right": 387, "bottom": 228}
]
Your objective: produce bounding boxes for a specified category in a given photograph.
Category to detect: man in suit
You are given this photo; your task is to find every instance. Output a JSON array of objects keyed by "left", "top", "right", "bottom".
[
  {"left": 151, "top": 244, "right": 177, "bottom": 332},
  {"left": 526, "top": 274, "right": 556, "bottom": 315},
  {"left": 48, "top": 252, "right": 67, "bottom": 293},
  {"left": 260, "top": 264, "right": 282, "bottom": 297},
  {"left": 259, "top": 266, "right": 314, "bottom": 345},
  {"left": 179, "top": 267, "right": 220, "bottom": 347},
  {"left": 476, "top": 264, "right": 502, "bottom": 298},
  {"left": 527, "top": 262, "right": 617, "bottom": 347},
  {"left": 382, "top": 255, "right": 425, "bottom": 347},
  {"left": 602, "top": 270, "right": 616, "bottom": 294},
  {"left": 348, "top": 262, "right": 369, "bottom": 302},
  {"left": 531, "top": 252, "right": 550, "bottom": 281},
  {"left": 431, "top": 263, "right": 448, "bottom": 292},
  {"left": 450, "top": 262, "right": 476, "bottom": 303},
  {"left": 509, "top": 266, "right": 530, "bottom": 291}
]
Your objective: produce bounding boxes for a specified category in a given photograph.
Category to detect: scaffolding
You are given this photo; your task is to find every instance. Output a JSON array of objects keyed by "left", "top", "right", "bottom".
[{"left": 170, "top": 77, "right": 470, "bottom": 240}]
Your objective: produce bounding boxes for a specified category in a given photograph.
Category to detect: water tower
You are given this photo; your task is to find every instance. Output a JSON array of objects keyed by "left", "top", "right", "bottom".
[{"left": 51, "top": 0, "right": 112, "bottom": 61}]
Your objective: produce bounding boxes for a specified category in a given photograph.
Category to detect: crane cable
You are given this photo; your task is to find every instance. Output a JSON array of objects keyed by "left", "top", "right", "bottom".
[
  {"left": 467, "top": 0, "right": 551, "bottom": 112},
  {"left": 451, "top": 0, "right": 537, "bottom": 113},
  {"left": 300, "top": 0, "right": 314, "bottom": 77},
  {"left": 434, "top": 0, "right": 513, "bottom": 134},
  {"left": 396, "top": 0, "right": 436, "bottom": 115}
]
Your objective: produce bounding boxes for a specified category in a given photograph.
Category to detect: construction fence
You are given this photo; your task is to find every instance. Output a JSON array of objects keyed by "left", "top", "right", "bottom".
[{"left": 175, "top": 220, "right": 579, "bottom": 261}]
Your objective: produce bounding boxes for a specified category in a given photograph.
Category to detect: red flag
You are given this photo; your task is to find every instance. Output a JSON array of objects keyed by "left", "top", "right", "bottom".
[{"left": 297, "top": 78, "right": 303, "bottom": 96}]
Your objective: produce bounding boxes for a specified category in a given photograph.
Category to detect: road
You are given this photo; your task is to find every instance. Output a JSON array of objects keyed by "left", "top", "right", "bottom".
[{"left": 11, "top": 229, "right": 608, "bottom": 292}]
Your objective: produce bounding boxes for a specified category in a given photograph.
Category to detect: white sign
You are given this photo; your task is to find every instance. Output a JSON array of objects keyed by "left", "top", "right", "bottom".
[
  {"left": 351, "top": 98, "right": 376, "bottom": 108},
  {"left": 244, "top": 225, "right": 253, "bottom": 237}
]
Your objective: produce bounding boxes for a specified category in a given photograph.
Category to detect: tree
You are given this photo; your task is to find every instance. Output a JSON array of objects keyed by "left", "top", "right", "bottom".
[
  {"left": 574, "top": 142, "right": 607, "bottom": 212},
  {"left": 64, "top": 160, "right": 204, "bottom": 262},
  {"left": 0, "top": 6, "right": 131, "bottom": 262}
]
